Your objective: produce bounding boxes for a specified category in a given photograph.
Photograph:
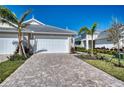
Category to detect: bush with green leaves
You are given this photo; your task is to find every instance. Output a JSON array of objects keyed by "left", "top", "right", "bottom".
[
  {"left": 7, "top": 54, "right": 27, "bottom": 61},
  {"left": 75, "top": 47, "right": 117, "bottom": 55},
  {"left": 75, "top": 47, "right": 87, "bottom": 52}
]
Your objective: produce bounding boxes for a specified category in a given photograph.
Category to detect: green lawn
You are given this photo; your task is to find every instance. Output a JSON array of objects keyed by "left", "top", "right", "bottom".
[
  {"left": 0, "top": 60, "right": 24, "bottom": 83},
  {"left": 78, "top": 56, "right": 124, "bottom": 81}
]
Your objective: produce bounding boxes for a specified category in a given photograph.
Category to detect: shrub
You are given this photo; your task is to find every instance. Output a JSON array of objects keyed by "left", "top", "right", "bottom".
[
  {"left": 87, "top": 49, "right": 92, "bottom": 54},
  {"left": 75, "top": 47, "right": 87, "bottom": 52},
  {"left": 7, "top": 54, "right": 26, "bottom": 61},
  {"left": 75, "top": 47, "right": 117, "bottom": 55},
  {"left": 71, "top": 47, "right": 75, "bottom": 53}
]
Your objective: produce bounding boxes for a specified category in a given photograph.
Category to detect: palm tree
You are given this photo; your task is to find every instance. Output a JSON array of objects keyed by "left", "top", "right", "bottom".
[
  {"left": 79, "top": 23, "right": 97, "bottom": 56},
  {"left": 0, "top": 6, "right": 31, "bottom": 57}
]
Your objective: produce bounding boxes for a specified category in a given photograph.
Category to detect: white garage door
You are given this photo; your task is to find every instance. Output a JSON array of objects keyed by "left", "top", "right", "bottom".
[
  {"left": 35, "top": 38, "right": 69, "bottom": 53},
  {"left": 0, "top": 34, "right": 18, "bottom": 54}
]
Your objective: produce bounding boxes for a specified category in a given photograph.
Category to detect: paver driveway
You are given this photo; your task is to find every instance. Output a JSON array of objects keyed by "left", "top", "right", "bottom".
[{"left": 1, "top": 53, "right": 124, "bottom": 87}]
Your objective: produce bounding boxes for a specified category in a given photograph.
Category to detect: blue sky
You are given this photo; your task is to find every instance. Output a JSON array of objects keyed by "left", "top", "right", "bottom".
[{"left": 5, "top": 5, "right": 124, "bottom": 32}]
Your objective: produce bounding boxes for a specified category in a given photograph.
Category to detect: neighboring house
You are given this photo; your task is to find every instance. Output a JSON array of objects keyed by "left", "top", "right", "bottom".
[
  {"left": 95, "top": 26, "right": 124, "bottom": 49},
  {"left": 75, "top": 32, "right": 99, "bottom": 49},
  {"left": 75, "top": 25, "right": 124, "bottom": 50},
  {"left": 95, "top": 30, "right": 114, "bottom": 49},
  {"left": 0, "top": 17, "right": 76, "bottom": 54}
]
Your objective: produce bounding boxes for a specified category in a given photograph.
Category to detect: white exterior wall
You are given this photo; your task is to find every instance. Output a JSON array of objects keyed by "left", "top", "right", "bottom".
[
  {"left": 0, "top": 24, "right": 18, "bottom": 54},
  {"left": 86, "top": 34, "right": 98, "bottom": 40},
  {"left": 86, "top": 35, "right": 89, "bottom": 49},
  {"left": 95, "top": 44, "right": 114, "bottom": 49},
  {"left": 95, "top": 38, "right": 124, "bottom": 49},
  {"left": 0, "top": 33, "right": 18, "bottom": 54},
  {"left": 95, "top": 39, "right": 114, "bottom": 49},
  {"left": 78, "top": 33, "right": 99, "bottom": 49}
]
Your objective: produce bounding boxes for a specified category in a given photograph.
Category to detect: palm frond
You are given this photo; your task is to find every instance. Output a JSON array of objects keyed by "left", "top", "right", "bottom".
[
  {"left": 19, "top": 9, "right": 32, "bottom": 24},
  {"left": 91, "top": 23, "right": 97, "bottom": 34},
  {"left": 0, "top": 17, "right": 17, "bottom": 28},
  {"left": 0, "top": 6, "right": 18, "bottom": 24},
  {"left": 78, "top": 27, "right": 90, "bottom": 35}
]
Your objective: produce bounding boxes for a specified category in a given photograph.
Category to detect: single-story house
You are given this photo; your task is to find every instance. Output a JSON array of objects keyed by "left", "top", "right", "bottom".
[{"left": 0, "top": 17, "right": 76, "bottom": 54}]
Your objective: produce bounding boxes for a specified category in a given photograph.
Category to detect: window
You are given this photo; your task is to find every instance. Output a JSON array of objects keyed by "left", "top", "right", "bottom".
[{"left": 75, "top": 41, "right": 81, "bottom": 45}]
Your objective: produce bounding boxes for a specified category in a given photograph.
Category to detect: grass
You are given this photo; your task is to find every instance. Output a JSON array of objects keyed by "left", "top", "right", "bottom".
[
  {"left": 98, "top": 53, "right": 124, "bottom": 65},
  {"left": 0, "top": 59, "right": 24, "bottom": 83},
  {"left": 78, "top": 55, "right": 124, "bottom": 81}
]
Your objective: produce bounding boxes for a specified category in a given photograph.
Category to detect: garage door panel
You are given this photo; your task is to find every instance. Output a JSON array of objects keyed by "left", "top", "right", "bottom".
[
  {"left": 36, "top": 38, "right": 68, "bottom": 53},
  {"left": 0, "top": 38, "right": 18, "bottom": 54}
]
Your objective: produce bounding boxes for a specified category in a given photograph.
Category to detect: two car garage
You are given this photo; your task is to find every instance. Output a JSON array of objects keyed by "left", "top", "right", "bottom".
[{"left": 36, "top": 37, "right": 69, "bottom": 53}]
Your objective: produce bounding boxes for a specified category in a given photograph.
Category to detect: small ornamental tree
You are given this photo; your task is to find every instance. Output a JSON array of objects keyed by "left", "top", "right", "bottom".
[{"left": 108, "top": 20, "right": 124, "bottom": 66}]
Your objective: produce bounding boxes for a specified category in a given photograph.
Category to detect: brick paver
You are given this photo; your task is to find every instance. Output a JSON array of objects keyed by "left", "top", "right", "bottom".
[{"left": 1, "top": 53, "right": 124, "bottom": 87}]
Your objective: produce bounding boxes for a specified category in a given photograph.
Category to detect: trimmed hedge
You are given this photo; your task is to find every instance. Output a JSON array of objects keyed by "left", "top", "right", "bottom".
[
  {"left": 75, "top": 47, "right": 117, "bottom": 55},
  {"left": 75, "top": 47, "right": 87, "bottom": 52}
]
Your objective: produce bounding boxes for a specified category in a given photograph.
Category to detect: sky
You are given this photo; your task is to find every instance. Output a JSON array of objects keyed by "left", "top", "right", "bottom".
[{"left": 5, "top": 5, "right": 124, "bottom": 32}]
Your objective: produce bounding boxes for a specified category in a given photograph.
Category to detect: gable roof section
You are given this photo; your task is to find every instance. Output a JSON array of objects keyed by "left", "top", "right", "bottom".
[
  {"left": 25, "top": 24, "right": 75, "bottom": 35},
  {"left": 96, "top": 25, "right": 124, "bottom": 40},
  {"left": 0, "top": 18, "right": 76, "bottom": 35},
  {"left": 24, "top": 18, "right": 76, "bottom": 35},
  {"left": 23, "top": 17, "right": 45, "bottom": 26},
  {"left": 96, "top": 31, "right": 109, "bottom": 40}
]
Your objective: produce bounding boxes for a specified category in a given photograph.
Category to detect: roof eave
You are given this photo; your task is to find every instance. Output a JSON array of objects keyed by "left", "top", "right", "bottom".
[
  {"left": 0, "top": 30, "right": 75, "bottom": 36},
  {"left": 30, "top": 31, "right": 76, "bottom": 36}
]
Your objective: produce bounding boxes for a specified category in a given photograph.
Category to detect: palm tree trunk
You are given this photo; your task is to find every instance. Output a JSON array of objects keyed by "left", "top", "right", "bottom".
[
  {"left": 18, "top": 31, "right": 22, "bottom": 55},
  {"left": 18, "top": 27, "right": 27, "bottom": 58},
  {"left": 21, "top": 42, "right": 27, "bottom": 58},
  {"left": 27, "top": 33, "right": 30, "bottom": 50},
  {"left": 91, "top": 35, "right": 94, "bottom": 56}
]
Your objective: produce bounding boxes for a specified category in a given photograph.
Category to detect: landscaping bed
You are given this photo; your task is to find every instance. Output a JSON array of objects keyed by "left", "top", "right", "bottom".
[
  {"left": 0, "top": 55, "right": 26, "bottom": 83},
  {"left": 77, "top": 54, "right": 124, "bottom": 81},
  {"left": 75, "top": 47, "right": 117, "bottom": 55}
]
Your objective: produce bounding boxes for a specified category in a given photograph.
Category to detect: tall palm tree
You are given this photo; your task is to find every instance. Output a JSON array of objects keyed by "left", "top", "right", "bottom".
[
  {"left": 79, "top": 23, "right": 97, "bottom": 56},
  {"left": 0, "top": 6, "right": 31, "bottom": 57}
]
